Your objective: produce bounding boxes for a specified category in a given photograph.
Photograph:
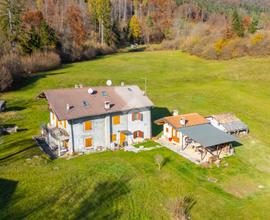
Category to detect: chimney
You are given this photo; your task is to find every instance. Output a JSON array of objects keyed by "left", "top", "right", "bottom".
[
  {"left": 104, "top": 101, "right": 111, "bottom": 110},
  {"left": 180, "top": 117, "right": 186, "bottom": 126},
  {"left": 173, "top": 110, "right": 179, "bottom": 116},
  {"left": 66, "top": 104, "right": 70, "bottom": 111}
]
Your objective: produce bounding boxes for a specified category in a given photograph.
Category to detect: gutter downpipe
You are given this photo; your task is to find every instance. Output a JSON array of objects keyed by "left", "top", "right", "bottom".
[{"left": 70, "top": 119, "right": 75, "bottom": 154}]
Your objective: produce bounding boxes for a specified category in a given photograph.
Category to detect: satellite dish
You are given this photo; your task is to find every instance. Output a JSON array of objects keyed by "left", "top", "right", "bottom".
[
  {"left": 106, "top": 80, "right": 112, "bottom": 86},
  {"left": 88, "top": 88, "right": 94, "bottom": 94}
]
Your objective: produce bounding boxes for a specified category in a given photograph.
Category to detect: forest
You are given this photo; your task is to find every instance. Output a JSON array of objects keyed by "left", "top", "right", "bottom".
[{"left": 1, "top": 0, "right": 270, "bottom": 91}]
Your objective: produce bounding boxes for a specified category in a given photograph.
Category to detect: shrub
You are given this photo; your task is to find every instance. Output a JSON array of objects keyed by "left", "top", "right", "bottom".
[
  {"left": 168, "top": 196, "right": 197, "bottom": 220},
  {"left": 21, "top": 52, "right": 61, "bottom": 73},
  {"left": 95, "top": 44, "right": 116, "bottom": 56},
  {"left": 251, "top": 33, "right": 264, "bottom": 45},
  {"left": 0, "top": 51, "right": 60, "bottom": 92},
  {"left": 154, "top": 154, "right": 164, "bottom": 171},
  {"left": 0, "top": 65, "right": 13, "bottom": 92},
  {"left": 214, "top": 39, "right": 228, "bottom": 55},
  {"left": 0, "top": 54, "right": 24, "bottom": 80}
]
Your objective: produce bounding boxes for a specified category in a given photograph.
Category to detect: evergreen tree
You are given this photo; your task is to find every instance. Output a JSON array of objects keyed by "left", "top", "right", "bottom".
[
  {"left": 232, "top": 10, "right": 244, "bottom": 37},
  {"left": 248, "top": 16, "right": 259, "bottom": 34},
  {"left": 0, "top": 0, "right": 23, "bottom": 48}
]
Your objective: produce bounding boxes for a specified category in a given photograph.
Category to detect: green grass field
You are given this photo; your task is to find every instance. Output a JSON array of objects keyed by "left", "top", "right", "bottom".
[{"left": 1, "top": 51, "right": 270, "bottom": 219}]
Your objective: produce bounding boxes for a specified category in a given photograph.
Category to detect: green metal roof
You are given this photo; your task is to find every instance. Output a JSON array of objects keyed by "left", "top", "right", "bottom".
[{"left": 178, "top": 124, "right": 238, "bottom": 148}]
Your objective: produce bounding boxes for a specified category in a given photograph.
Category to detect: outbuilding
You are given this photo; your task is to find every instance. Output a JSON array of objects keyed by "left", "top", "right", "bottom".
[
  {"left": 155, "top": 112, "right": 238, "bottom": 164},
  {"left": 206, "top": 113, "right": 249, "bottom": 135}
]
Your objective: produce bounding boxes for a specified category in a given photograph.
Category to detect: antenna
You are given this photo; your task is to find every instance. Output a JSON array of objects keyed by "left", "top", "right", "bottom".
[
  {"left": 142, "top": 77, "right": 147, "bottom": 95},
  {"left": 106, "top": 80, "right": 112, "bottom": 86},
  {"left": 88, "top": 88, "right": 94, "bottom": 94}
]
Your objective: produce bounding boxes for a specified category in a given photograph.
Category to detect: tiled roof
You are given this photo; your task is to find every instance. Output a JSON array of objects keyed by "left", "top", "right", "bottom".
[
  {"left": 155, "top": 113, "right": 208, "bottom": 129},
  {"left": 42, "top": 85, "right": 153, "bottom": 120}
]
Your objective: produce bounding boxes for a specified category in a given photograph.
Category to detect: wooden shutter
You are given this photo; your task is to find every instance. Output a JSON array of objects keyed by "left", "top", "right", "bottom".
[
  {"left": 111, "top": 134, "right": 116, "bottom": 142},
  {"left": 113, "top": 116, "right": 120, "bottom": 125},
  {"left": 133, "top": 131, "right": 137, "bottom": 139},
  {"left": 139, "top": 131, "right": 144, "bottom": 138},
  {"left": 64, "top": 120, "right": 67, "bottom": 129},
  {"left": 85, "top": 137, "right": 92, "bottom": 147},
  {"left": 84, "top": 121, "right": 92, "bottom": 131}
]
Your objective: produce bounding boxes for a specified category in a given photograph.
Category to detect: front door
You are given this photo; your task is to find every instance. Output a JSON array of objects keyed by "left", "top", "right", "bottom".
[{"left": 120, "top": 132, "right": 126, "bottom": 146}]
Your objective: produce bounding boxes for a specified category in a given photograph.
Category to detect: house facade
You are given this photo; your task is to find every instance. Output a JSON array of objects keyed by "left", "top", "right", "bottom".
[{"left": 40, "top": 85, "right": 153, "bottom": 155}]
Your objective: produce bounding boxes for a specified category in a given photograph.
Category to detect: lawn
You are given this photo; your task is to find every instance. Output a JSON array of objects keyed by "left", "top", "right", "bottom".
[{"left": 1, "top": 51, "right": 270, "bottom": 219}]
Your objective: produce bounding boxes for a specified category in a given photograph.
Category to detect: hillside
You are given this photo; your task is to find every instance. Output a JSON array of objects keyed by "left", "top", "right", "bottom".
[{"left": 1, "top": 51, "right": 270, "bottom": 219}]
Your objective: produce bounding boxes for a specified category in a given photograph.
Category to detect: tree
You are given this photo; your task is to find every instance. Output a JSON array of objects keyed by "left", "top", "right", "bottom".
[
  {"left": 20, "top": 10, "right": 56, "bottom": 53},
  {"left": 0, "top": 0, "right": 23, "bottom": 48},
  {"left": 66, "top": 5, "right": 86, "bottom": 47},
  {"left": 232, "top": 10, "right": 244, "bottom": 37},
  {"left": 154, "top": 154, "right": 164, "bottom": 171},
  {"left": 129, "top": 15, "right": 142, "bottom": 43},
  {"left": 248, "top": 16, "right": 259, "bottom": 34}
]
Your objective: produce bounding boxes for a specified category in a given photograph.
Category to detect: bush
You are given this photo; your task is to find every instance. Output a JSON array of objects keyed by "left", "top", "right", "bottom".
[
  {"left": 0, "top": 65, "right": 13, "bottom": 92},
  {"left": 21, "top": 52, "right": 61, "bottom": 73},
  {"left": 95, "top": 44, "right": 116, "bottom": 56},
  {"left": 0, "top": 51, "right": 60, "bottom": 92}
]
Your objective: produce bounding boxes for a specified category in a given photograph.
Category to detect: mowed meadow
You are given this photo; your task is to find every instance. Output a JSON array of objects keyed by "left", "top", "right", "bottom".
[{"left": 1, "top": 51, "right": 270, "bottom": 219}]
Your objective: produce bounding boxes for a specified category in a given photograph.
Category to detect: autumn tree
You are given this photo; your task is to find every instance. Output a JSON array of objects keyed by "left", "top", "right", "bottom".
[
  {"left": 129, "top": 15, "right": 142, "bottom": 43},
  {"left": 66, "top": 5, "right": 86, "bottom": 47},
  {"left": 20, "top": 10, "right": 56, "bottom": 53}
]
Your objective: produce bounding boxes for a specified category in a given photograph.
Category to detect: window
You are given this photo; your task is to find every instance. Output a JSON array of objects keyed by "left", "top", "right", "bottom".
[
  {"left": 85, "top": 137, "right": 93, "bottom": 148},
  {"left": 59, "top": 121, "right": 63, "bottom": 126},
  {"left": 101, "top": 91, "right": 108, "bottom": 97},
  {"left": 111, "top": 134, "right": 117, "bottom": 142},
  {"left": 113, "top": 116, "right": 120, "bottom": 125},
  {"left": 133, "top": 131, "right": 144, "bottom": 139},
  {"left": 166, "top": 127, "right": 169, "bottom": 133},
  {"left": 84, "top": 121, "right": 92, "bottom": 131},
  {"left": 132, "top": 112, "right": 143, "bottom": 121}
]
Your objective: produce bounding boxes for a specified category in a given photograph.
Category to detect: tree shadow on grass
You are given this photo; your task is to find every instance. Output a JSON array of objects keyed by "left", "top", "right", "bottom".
[
  {"left": 0, "top": 139, "right": 39, "bottom": 164},
  {"left": 152, "top": 106, "right": 171, "bottom": 137},
  {"left": 9, "top": 70, "right": 68, "bottom": 92},
  {"left": 0, "top": 178, "right": 18, "bottom": 211},
  {"left": 73, "top": 177, "right": 131, "bottom": 220}
]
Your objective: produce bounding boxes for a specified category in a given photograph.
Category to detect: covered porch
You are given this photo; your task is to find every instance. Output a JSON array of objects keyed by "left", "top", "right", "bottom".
[
  {"left": 41, "top": 124, "right": 70, "bottom": 157},
  {"left": 158, "top": 124, "right": 238, "bottom": 164}
]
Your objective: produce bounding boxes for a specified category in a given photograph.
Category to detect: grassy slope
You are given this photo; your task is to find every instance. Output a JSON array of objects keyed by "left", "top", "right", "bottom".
[{"left": 0, "top": 51, "right": 270, "bottom": 219}]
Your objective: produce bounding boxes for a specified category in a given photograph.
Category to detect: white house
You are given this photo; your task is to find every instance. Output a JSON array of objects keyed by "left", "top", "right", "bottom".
[{"left": 40, "top": 85, "right": 153, "bottom": 156}]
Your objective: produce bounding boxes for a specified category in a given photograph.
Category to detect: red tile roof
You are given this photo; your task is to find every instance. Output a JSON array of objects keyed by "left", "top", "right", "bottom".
[{"left": 155, "top": 113, "right": 208, "bottom": 129}]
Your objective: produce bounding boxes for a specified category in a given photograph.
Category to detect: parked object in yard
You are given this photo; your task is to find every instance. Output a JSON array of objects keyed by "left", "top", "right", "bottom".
[
  {"left": 155, "top": 112, "right": 238, "bottom": 164},
  {"left": 206, "top": 113, "right": 249, "bottom": 135},
  {"left": 0, "top": 100, "right": 6, "bottom": 112},
  {"left": 38, "top": 85, "right": 153, "bottom": 157}
]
